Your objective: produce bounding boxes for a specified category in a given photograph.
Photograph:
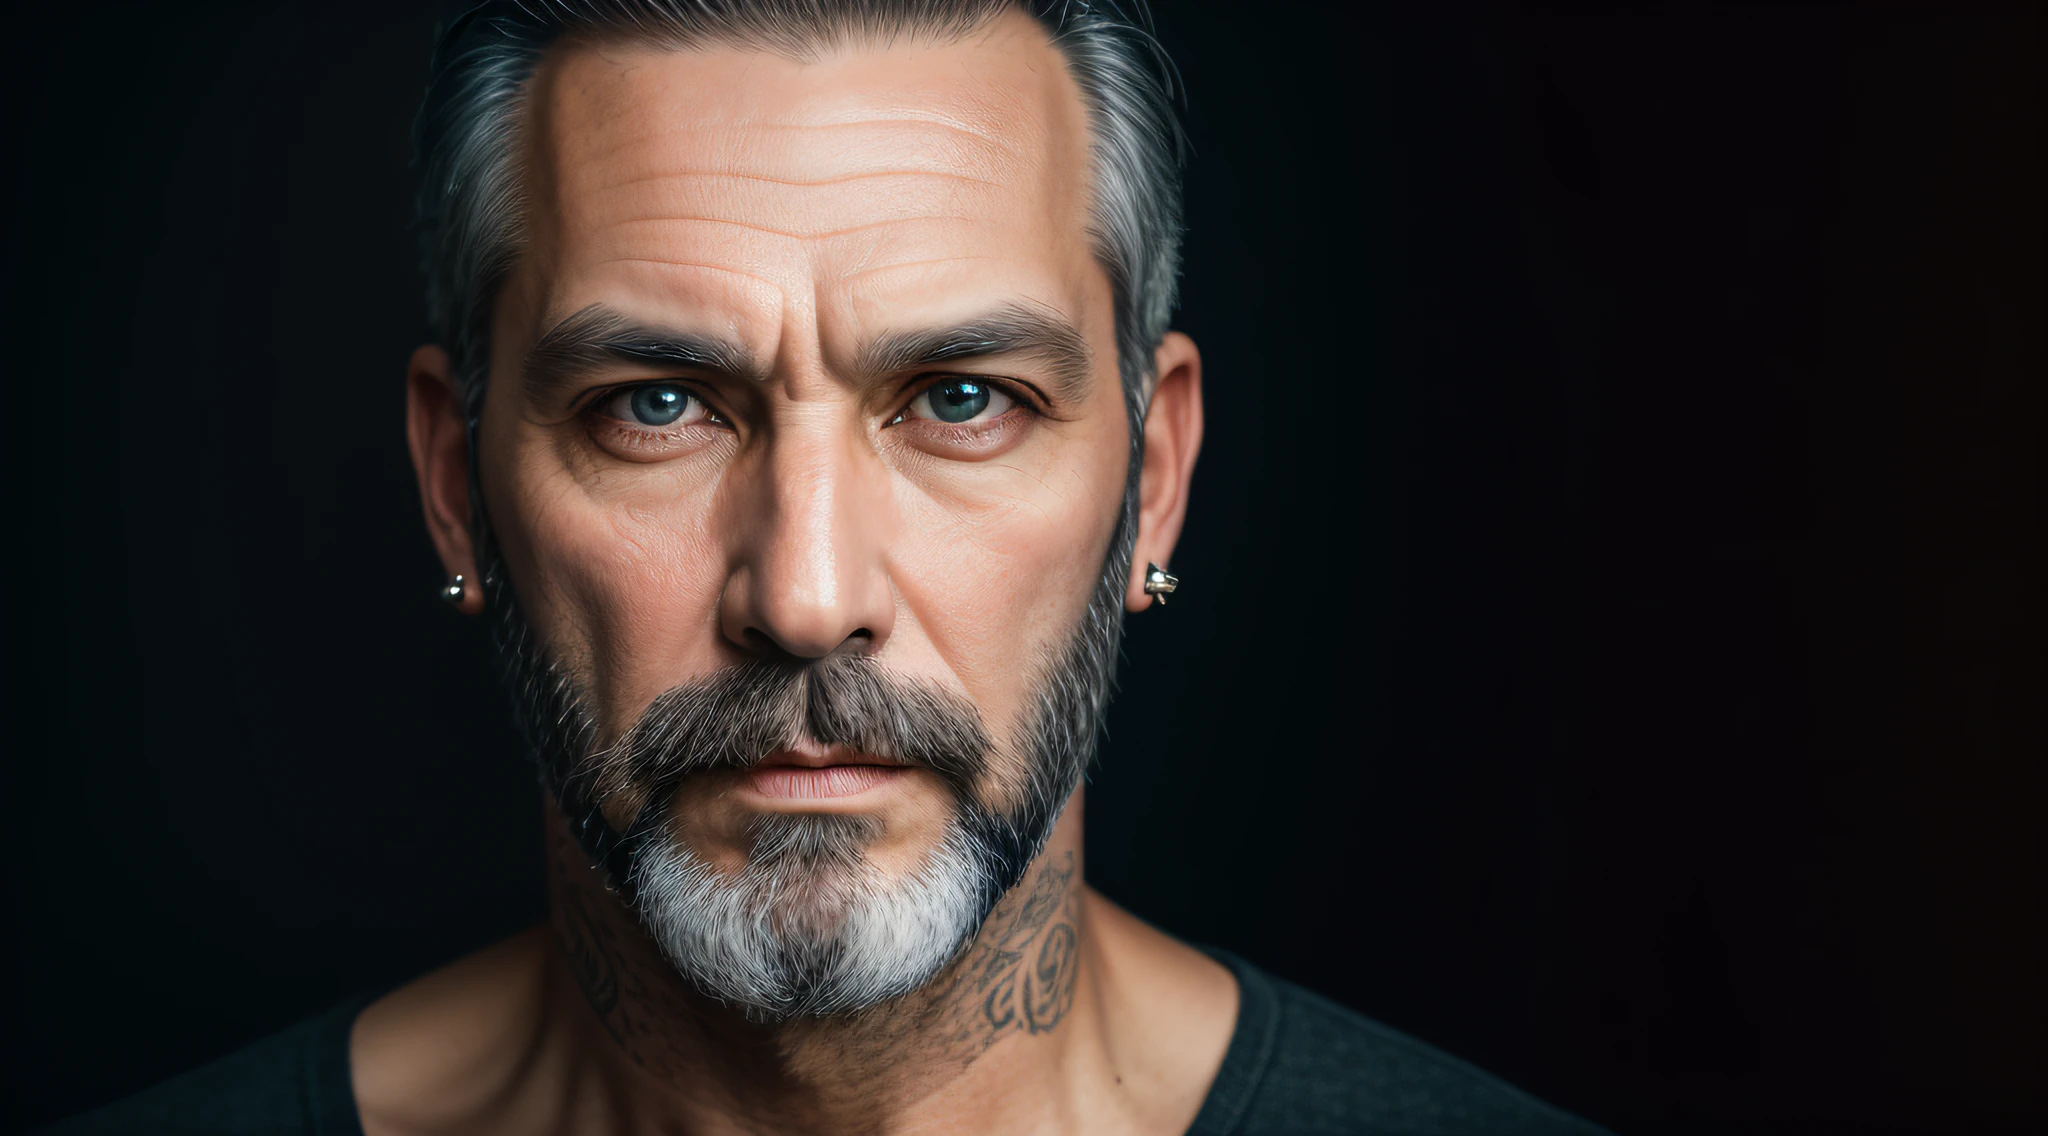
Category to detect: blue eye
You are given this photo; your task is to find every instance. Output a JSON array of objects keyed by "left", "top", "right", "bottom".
[
  {"left": 929, "top": 381, "right": 988, "bottom": 423},
  {"left": 900, "top": 379, "right": 1014, "bottom": 426},
  {"left": 597, "top": 383, "right": 711, "bottom": 432},
  {"left": 629, "top": 385, "right": 690, "bottom": 425}
]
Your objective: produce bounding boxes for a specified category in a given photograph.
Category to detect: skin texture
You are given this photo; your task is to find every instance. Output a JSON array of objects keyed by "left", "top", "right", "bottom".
[{"left": 380, "top": 12, "right": 1225, "bottom": 1134}]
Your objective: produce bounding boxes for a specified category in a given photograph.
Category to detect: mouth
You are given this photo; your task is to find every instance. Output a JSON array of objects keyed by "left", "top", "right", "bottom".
[{"left": 741, "top": 742, "right": 910, "bottom": 802}]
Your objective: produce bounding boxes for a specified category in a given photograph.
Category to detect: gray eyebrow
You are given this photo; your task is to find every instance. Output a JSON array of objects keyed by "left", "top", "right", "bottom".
[
  {"left": 522, "top": 303, "right": 761, "bottom": 403},
  {"left": 854, "top": 303, "right": 1096, "bottom": 402}
]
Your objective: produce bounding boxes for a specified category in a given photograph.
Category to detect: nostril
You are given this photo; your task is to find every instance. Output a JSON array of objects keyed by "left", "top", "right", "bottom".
[
  {"left": 738, "top": 627, "right": 876, "bottom": 662},
  {"left": 739, "top": 628, "right": 801, "bottom": 663}
]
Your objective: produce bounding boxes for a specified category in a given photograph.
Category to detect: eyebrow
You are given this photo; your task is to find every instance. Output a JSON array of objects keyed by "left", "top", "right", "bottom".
[
  {"left": 854, "top": 303, "right": 1096, "bottom": 403},
  {"left": 521, "top": 301, "right": 1097, "bottom": 405},
  {"left": 522, "top": 304, "right": 761, "bottom": 404}
]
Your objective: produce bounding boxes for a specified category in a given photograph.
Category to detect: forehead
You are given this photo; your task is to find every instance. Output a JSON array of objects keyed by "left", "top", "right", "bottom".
[{"left": 515, "top": 13, "right": 1101, "bottom": 353}]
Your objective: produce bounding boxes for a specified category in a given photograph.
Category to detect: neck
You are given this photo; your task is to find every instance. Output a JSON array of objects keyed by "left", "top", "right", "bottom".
[{"left": 542, "top": 797, "right": 1095, "bottom": 1133}]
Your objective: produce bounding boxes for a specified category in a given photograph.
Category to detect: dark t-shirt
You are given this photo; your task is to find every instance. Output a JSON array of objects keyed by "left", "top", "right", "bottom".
[{"left": 44, "top": 951, "right": 1610, "bottom": 1135}]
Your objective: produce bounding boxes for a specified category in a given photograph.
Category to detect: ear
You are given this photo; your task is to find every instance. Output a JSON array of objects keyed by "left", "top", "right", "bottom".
[
  {"left": 1125, "top": 331, "right": 1205, "bottom": 612},
  {"left": 405, "top": 344, "right": 485, "bottom": 616}
]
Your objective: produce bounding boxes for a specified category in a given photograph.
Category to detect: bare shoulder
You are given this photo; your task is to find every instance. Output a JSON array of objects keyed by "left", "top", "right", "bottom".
[
  {"left": 1082, "top": 888, "right": 1239, "bottom": 1132},
  {"left": 350, "top": 925, "right": 561, "bottom": 1136}
]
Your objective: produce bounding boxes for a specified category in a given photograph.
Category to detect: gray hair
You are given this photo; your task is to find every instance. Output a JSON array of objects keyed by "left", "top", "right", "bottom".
[
  {"left": 436, "top": 10, "right": 1170, "bottom": 1011},
  {"left": 413, "top": 0, "right": 1186, "bottom": 422}
]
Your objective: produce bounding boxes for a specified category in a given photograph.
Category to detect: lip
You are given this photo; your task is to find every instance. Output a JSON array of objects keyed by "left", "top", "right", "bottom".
[
  {"left": 741, "top": 764, "right": 908, "bottom": 800},
  {"left": 755, "top": 745, "right": 906, "bottom": 770},
  {"left": 739, "top": 744, "right": 909, "bottom": 801}
]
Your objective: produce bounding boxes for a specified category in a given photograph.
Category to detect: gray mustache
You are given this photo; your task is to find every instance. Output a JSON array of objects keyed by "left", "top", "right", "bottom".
[{"left": 579, "top": 654, "right": 993, "bottom": 816}]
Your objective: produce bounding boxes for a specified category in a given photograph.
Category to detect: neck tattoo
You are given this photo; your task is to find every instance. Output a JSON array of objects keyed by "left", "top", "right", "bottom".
[{"left": 547, "top": 815, "right": 1084, "bottom": 1084}]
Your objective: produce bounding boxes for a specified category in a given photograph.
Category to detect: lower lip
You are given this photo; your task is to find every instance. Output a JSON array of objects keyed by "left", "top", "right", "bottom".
[{"left": 742, "top": 765, "right": 907, "bottom": 800}]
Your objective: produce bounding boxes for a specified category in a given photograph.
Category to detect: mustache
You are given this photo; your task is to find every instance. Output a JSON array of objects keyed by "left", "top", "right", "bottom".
[{"left": 577, "top": 653, "right": 993, "bottom": 823}]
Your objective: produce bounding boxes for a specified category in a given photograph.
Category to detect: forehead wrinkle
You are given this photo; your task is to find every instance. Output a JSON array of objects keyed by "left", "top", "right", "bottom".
[
  {"left": 575, "top": 112, "right": 1025, "bottom": 158},
  {"left": 562, "top": 159, "right": 1023, "bottom": 258},
  {"left": 538, "top": 49, "right": 1071, "bottom": 208},
  {"left": 592, "top": 256, "right": 785, "bottom": 285},
  {"left": 575, "top": 227, "right": 1008, "bottom": 310},
  {"left": 763, "top": 112, "right": 1023, "bottom": 148},
  {"left": 529, "top": 25, "right": 1092, "bottom": 400},
  {"left": 602, "top": 214, "right": 980, "bottom": 242},
  {"left": 593, "top": 167, "right": 1001, "bottom": 194},
  {"left": 534, "top": 25, "right": 1076, "bottom": 215},
  {"left": 563, "top": 116, "right": 1024, "bottom": 187},
  {"left": 834, "top": 254, "right": 997, "bottom": 285}
]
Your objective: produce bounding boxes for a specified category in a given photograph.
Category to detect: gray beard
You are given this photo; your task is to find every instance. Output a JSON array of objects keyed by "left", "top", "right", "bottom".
[
  {"left": 474, "top": 455, "right": 1137, "bottom": 1020},
  {"left": 632, "top": 813, "right": 991, "bottom": 1017}
]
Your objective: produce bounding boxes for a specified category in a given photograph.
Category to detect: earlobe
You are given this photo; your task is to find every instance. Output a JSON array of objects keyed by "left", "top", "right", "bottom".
[
  {"left": 1125, "top": 332, "right": 1205, "bottom": 613},
  {"left": 406, "top": 344, "right": 485, "bottom": 616}
]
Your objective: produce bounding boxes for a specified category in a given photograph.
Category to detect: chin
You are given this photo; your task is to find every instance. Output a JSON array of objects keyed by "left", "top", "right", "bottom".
[{"left": 631, "top": 810, "right": 990, "bottom": 1020}]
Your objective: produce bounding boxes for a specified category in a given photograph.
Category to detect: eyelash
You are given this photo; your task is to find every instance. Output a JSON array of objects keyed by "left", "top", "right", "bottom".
[
  {"left": 887, "top": 375, "right": 1038, "bottom": 426},
  {"left": 581, "top": 377, "right": 1038, "bottom": 425},
  {"left": 576, "top": 375, "right": 1042, "bottom": 476},
  {"left": 583, "top": 382, "right": 723, "bottom": 425}
]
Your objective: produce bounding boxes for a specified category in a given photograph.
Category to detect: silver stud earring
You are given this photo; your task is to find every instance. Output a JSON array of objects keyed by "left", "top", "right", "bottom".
[
  {"left": 1142, "top": 562, "right": 1179, "bottom": 605},
  {"left": 440, "top": 574, "right": 467, "bottom": 605}
]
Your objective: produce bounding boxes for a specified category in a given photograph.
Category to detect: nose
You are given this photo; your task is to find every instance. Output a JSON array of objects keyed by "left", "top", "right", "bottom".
[{"left": 718, "top": 417, "right": 896, "bottom": 661}]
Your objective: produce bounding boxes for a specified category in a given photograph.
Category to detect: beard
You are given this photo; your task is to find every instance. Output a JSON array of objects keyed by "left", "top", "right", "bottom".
[{"left": 473, "top": 442, "right": 1139, "bottom": 1020}]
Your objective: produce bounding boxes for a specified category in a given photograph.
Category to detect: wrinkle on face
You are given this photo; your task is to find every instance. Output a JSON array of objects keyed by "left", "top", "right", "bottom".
[
  {"left": 834, "top": 254, "right": 999, "bottom": 286},
  {"left": 593, "top": 166, "right": 1003, "bottom": 193},
  {"left": 485, "top": 12, "right": 1127, "bottom": 835}
]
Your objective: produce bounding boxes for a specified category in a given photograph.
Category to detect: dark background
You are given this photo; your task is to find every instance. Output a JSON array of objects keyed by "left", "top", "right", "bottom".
[{"left": 3, "top": 2, "right": 2038, "bottom": 1133}]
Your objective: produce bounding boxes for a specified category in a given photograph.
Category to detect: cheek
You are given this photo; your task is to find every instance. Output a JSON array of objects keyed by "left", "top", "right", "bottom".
[
  {"left": 890, "top": 414, "right": 1129, "bottom": 726},
  {"left": 494, "top": 444, "right": 730, "bottom": 730}
]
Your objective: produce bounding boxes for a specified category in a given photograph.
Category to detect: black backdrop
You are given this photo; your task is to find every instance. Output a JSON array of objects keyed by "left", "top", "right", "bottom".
[{"left": 3, "top": 3, "right": 2039, "bottom": 1133}]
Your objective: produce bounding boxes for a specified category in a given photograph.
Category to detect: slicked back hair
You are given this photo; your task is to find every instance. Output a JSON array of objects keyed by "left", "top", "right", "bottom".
[{"left": 413, "top": 0, "right": 1187, "bottom": 424}]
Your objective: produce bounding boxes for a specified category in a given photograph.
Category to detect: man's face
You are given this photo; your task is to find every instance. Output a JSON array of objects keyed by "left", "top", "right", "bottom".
[{"left": 442, "top": 15, "right": 1146, "bottom": 1011}]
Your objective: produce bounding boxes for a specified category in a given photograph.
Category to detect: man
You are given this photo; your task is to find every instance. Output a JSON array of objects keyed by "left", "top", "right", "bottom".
[{"left": 52, "top": 2, "right": 1607, "bottom": 1133}]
